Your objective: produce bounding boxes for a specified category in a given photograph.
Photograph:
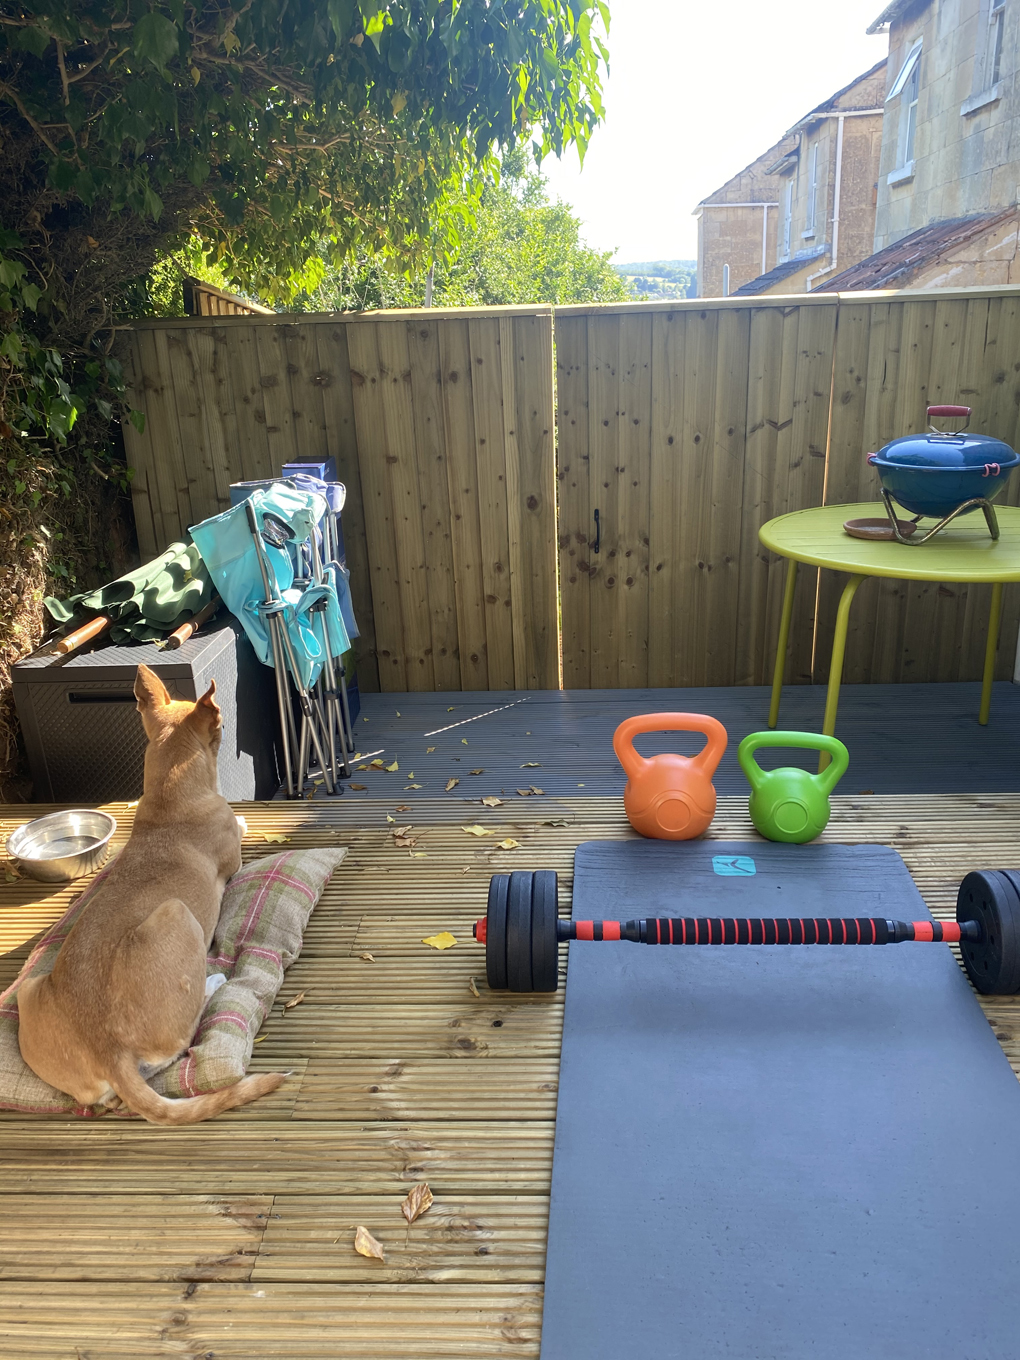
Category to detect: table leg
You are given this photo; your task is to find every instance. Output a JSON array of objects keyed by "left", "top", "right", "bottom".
[
  {"left": 819, "top": 574, "right": 866, "bottom": 771},
  {"left": 979, "top": 581, "right": 1004, "bottom": 726},
  {"left": 768, "top": 559, "right": 798, "bottom": 729}
]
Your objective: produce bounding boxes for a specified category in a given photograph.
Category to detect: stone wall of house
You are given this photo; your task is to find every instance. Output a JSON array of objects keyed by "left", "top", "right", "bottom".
[
  {"left": 695, "top": 139, "right": 790, "bottom": 298},
  {"left": 876, "top": 0, "right": 1020, "bottom": 250}
]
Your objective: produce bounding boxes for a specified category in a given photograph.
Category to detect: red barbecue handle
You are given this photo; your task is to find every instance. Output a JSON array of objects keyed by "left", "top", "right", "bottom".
[{"left": 928, "top": 405, "right": 971, "bottom": 418}]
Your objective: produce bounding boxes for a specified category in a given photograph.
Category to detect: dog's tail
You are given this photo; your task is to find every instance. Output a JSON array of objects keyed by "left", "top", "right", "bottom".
[{"left": 108, "top": 1055, "right": 289, "bottom": 1126}]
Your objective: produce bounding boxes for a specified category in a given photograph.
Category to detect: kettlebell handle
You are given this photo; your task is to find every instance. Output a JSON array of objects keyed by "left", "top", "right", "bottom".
[
  {"left": 738, "top": 730, "right": 849, "bottom": 797},
  {"left": 613, "top": 713, "right": 728, "bottom": 781}
]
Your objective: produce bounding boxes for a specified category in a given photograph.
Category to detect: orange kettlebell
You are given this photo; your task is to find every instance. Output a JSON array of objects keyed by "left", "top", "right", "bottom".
[{"left": 613, "top": 713, "right": 728, "bottom": 840}]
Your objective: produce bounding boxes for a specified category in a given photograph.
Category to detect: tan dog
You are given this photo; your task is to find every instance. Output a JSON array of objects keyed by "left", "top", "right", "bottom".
[{"left": 17, "top": 665, "right": 287, "bottom": 1124}]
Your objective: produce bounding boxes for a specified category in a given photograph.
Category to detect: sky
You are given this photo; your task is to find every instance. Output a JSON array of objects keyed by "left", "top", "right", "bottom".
[{"left": 540, "top": 0, "right": 890, "bottom": 265}]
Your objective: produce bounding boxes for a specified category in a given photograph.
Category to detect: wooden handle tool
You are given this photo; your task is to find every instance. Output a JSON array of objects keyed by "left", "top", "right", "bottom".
[
  {"left": 54, "top": 616, "right": 111, "bottom": 656},
  {"left": 165, "top": 595, "right": 221, "bottom": 650}
]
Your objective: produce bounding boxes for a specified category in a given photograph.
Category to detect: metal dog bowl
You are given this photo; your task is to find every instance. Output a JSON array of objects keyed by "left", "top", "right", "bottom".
[{"left": 6, "top": 809, "right": 116, "bottom": 884}]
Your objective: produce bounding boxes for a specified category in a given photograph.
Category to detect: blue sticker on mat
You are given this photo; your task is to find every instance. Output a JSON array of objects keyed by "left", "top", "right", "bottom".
[{"left": 712, "top": 855, "right": 756, "bottom": 877}]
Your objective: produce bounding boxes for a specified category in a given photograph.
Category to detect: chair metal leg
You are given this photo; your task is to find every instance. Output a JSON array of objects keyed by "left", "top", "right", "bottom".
[
  {"left": 979, "top": 581, "right": 1004, "bottom": 726},
  {"left": 819, "top": 574, "right": 866, "bottom": 771},
  {"left": 768, "top": 559, "right": 798, "bottom": 729}
]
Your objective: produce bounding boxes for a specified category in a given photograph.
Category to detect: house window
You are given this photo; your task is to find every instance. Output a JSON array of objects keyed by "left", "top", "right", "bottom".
[
  {"left": 961, "top": 1, "right": 1007, "bottom": 115},
  {"left": 887, "top": 37, "right": 921, "bottom": 180},
  {"left": 781, "top": 180, "right": 793, "bottom": 260},
  {"left": 804, "top": 143, "right": 818, "bottom": 236},
  {"left": 989, "top": 0, "right": 1006, "bottom": 85}
]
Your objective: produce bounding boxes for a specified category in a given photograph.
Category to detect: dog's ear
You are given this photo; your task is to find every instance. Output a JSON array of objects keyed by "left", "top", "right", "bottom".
[
  {"left": 189, "top": 680, "right": 222, "bottom": 740},
  {"left": 134, "top": 665, "right": 171, "bottom": 713}
]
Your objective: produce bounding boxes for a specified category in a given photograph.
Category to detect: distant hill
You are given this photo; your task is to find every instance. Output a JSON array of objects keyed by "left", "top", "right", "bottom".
[{"left": 615, "top": 259, "right": 696, "bottom": 301}]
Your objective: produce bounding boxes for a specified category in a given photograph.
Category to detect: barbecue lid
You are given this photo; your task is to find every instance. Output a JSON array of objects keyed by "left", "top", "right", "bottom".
[{"left": 872, "top": 404, "right": 1019, "bottom": 469}]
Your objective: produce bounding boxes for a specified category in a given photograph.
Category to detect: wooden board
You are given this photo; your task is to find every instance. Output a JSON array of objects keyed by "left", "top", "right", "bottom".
[{"left": 3, "top": 792, "right": 1020, "bottom": 1360}]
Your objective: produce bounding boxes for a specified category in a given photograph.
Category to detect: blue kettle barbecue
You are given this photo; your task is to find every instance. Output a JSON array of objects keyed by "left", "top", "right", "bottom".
[{"left": 851, "top": 404, "right": 1020, "bottom": 545}]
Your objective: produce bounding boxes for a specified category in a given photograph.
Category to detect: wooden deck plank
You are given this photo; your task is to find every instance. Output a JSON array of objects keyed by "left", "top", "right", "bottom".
[
  {"left": 0, "top": 1283, "right": 542, "bottom": 1358},
  {"left": 4, "top": 790, "right": 1020, "bottom": 1357}
]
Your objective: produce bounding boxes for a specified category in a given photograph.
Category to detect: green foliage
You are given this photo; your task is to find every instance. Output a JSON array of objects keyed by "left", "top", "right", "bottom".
[
  {"left": 294, "top": 155, "right": 628, "bottom": 310},
  {"left": 1, "top": 0, "right": 610, "bottom": 302},
  {"left": 615, "top": 260, "right": 695, "bottom": 301}
]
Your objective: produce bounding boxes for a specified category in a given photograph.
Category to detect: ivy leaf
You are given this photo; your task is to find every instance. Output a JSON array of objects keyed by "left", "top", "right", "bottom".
[
  {"left": 132, "top": 11, "right": 181, "bottom": 72},
  {"left": 128, "top": 409, "right": 146, "bottom": 435},
  {"left": 16, "top": 27, "right": 50, "bottom": 58}
]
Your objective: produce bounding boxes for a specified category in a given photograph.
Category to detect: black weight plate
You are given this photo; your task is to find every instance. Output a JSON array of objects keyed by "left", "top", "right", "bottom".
[
  {"left": 506, "top": 871, "right": 535, "bottom": 993},
  {"left": 486, "top": 874, "right": 510, "bottom": 991},
  {"left": 957, "top": 869, "right": 1020, "bottom": 995},
  {"left": 530, "top": 870, "right": 560, "bottom": 993}
]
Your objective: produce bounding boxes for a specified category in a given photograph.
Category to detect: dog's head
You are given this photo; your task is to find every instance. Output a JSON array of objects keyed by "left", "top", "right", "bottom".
[{"left": 134, "top": 665, "right": 223, "bottom": 758}]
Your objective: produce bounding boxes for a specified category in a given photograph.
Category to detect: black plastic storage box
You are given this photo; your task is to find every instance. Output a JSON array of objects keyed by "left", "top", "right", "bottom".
[{"left": 13, "top": 618, "right": 281, "bottom": 802}]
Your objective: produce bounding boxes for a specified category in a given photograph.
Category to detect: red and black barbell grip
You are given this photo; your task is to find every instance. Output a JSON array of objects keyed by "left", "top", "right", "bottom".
[
  {"left": 472, "top": 916, "right": 981, "bottom": 944},
  {"left": 553, "top": 918, "right": 980, "bottom": 944}
]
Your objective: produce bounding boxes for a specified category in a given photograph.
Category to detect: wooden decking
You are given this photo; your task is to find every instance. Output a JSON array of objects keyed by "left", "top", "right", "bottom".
[{"left": 2, "top": 794, "right": 1020, "bottom": 1356}]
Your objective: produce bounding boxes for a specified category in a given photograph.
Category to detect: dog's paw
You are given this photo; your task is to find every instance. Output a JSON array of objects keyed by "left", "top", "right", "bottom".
[{"left": 235, "top": 814, "right": 248, "bottom": 837}]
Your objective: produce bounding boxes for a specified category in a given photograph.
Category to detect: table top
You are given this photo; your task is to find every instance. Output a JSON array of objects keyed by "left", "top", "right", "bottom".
[{"left": 760, "top": 502, "right": 1020, "bottom": 582}]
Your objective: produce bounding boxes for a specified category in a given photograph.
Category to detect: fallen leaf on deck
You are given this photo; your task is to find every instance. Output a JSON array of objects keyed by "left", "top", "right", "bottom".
[
  {"left": 411, "top": 851, "right": 428, "bottom": 858},
  {"left": 577, "top": 783, "right": 585, "bottom": 787},
  {"left": 521, "top": 762, "right": 541, "bottom": 768},
  {"left": 126, "top": 799, "right": 140, "bottom": 809},
  {"left": 468, "top": 977, "right": 481, "bottom": 998},
  {"left": 498, "top": 838, "right": 522, "bottom": 850},
  {"left": 253, "top": 1034, "right": 268, "bottom": 1044},
  {"left": 529, "top": 786, "right": 545, "bottom": 795},
  {"left": 462, "top": 824, "right": 494, "bottom": 837},
  {"left": 401, "top": 1182, "right": 434, "bottom": 1225},
  {"left": 386, "top": 815, "right": 396, "bottom": 823},
  {"left": 408, "top": 772, "right": 414, "bottom": 779},
  {"left": 517, "top": 789, "right": 532, "bottom": 797},
  {"left": 369, "top": 759, "right": 385, "bottom": 769},
  {"left": 356, "top": 765, "right": 370, "bottom": 771},
  {"left": 5, "top": 868, "right": 20, "bottom": 882},
  {"left": 469, "top": 768, "right": 484, "bottom": 775},
  {"left": 394, "top": 833, "right": 417, "bottom": 849},
  {"left": 445, "top": 778, "right": 459, "bottom": 792},
  {"left": 426, "top": 746, "right": 436, "bottom": 753},
  {"left": 360, "top": 953, "right": 376, "bottom": 962},
  {"left": 349, "top": 783, "right": 368, "bottom": 790},
  {"left": 404, "top": 784, "right": 422, "bottom": 789},
  {"left": 422, "top": 931, "right": 457, "bottom": 949},
  {"left": 544, "top": 818, "right": 571, "bottom": 827},
  {"left": 284, "top": 991, "right": 307, "bottom": 1011},
  {"left": 354, "top": 1226, "right": 385, "bottom": 1261},
  {"left": 481, "top": 796, "right": 503, "bottom": 807},
  {"left": 263, "top": 833, "right": 290, "bottom": 843},
  {"left": 461, "top": 738, "right": 468, "bottom": 745},
  {"left": 859, "top": 789, "right": 874, "bottom": 796},
  {"left": 447, "top": 707, "right": 456, "bottom": 711},
  {"left": 385, "top": 760, "right": 399, "bottom": 772},
  {"left": 353, "top": 753, "right": 363, "bottom": 760},
  {"left": 396, "top": 804, "right": 411, "bottom": 812},
  {"left": 396, "top": 711, "right": 401, "bottom": 717}
]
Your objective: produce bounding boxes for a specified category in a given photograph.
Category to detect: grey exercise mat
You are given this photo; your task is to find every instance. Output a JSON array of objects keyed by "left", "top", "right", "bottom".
[{"left": 540, "top": 840, "right": 1020, "bottom": 1360}]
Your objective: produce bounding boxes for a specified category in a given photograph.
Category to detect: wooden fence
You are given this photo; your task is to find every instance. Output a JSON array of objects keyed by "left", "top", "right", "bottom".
[
  {"left": 119, "top": 307, "right": 558, "bottom": 693},
  {"left": 121, "top": 287, "right": 1020, "bottom": 694},
  {"left": 556, "top": 287, "right": 1020, "bottom": 690}
]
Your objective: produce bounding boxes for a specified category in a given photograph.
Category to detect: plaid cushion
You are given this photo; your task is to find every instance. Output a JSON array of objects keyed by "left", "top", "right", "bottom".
[{"left": 0, "top": 847, "right": 345, "bottom": 1116}]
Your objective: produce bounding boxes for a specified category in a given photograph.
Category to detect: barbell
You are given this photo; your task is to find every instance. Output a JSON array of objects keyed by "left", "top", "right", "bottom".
[{"left": 472, "top": 868, "right": 1020, "bottom": 996}]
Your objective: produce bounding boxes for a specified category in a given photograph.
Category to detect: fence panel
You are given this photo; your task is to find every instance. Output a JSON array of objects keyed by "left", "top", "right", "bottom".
[
  {"left": 823, "top": 289, "right": 1020, "bottom": 686},
  {"left": 120, "top": 306, "right": 558, "bottom": 694}
]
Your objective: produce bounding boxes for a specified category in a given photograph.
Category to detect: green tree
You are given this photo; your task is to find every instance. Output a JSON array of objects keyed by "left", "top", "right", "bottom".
[{"left": 295, "top": 151, "right": 628, "bottom": 310}]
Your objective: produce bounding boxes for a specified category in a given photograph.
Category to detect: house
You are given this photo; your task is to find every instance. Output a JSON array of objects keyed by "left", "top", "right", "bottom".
[
  {"left": 693, "top": 136, "right": 793, "bottom": 299},
  {"left": 818, "top": 0, "right": 1020, "bottom": 290},
  {"left": 694, "top": 63, "right": 886, "bottom": 298}
]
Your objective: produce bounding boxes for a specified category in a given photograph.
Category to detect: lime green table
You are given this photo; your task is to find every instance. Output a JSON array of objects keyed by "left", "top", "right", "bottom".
[{"left": 761, "top": 502, "right": 1020, "bottom": 768}]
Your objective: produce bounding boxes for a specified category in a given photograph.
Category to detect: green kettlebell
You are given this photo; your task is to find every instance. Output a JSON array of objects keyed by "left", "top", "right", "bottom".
[{"left": 737, "top": 731, "right": 849, "bottom": 844}]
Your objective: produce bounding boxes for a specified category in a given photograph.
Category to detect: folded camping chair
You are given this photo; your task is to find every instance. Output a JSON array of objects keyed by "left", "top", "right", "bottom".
[{"left": 190, "top": 484, "right": 351, "bottom": 798}]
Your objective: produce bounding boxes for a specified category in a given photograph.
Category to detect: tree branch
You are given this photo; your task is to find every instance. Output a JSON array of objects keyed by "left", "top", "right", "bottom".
[
  {"left": 55, "top": 41, "right": 69, "bottom": 108},
  {"left": 0, "top": 81, "right": 60, "bottom": 156}
]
